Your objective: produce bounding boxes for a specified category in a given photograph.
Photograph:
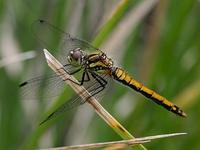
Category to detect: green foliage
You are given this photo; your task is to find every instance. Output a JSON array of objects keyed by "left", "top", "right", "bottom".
[{"left": 0, "top": 0, "right": 199, "bottom": 150}]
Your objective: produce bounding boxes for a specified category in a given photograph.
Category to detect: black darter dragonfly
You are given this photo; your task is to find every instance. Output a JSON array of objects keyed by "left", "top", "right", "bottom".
[{"left": 20, "top": 20, "right": 186, "bottom": 124}]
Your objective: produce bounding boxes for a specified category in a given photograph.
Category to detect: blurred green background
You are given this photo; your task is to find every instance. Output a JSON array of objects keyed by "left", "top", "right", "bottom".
[{"left": 0, "top": 0, "right": 200, "bottom": 149}]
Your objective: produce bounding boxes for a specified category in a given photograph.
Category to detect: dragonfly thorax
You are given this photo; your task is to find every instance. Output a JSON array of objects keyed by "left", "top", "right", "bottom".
[
  {"left": 100, "top": 53, "right": 114, "bottom": 67},
  {"left": 67, "top": 48, "right": 86, "bottom": 66}
]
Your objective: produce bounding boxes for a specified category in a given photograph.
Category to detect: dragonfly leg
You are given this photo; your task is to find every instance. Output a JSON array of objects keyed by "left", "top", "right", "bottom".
[
  {"left": 91, "top": 72, "right": 107, "bottom": 85},
  {"left": 79, "top": 70, "right": 90, "bottom": 84},
  {"left": 70, "top": 70, "right": 91, "bottom": 85},
  {"left": 88, "top": 72, "right": 107, "bottom": 99},
  {"left": 56, "top": 65, "right": 81, "bottom": 75},
  {"left": 63, "top": 64, "right": 71, "bottom": 67},
  {"left": 63, "top": 66, "right": 82, "bottom": 75},
  {"left": 59, "top": 64, "right": 84, "bottom": 75},
  {"left": 56, "top": 66, "right": 82, "bottom": 85},
  {"left": 62, "top": 68, "right": 91, "bottom": 86}
]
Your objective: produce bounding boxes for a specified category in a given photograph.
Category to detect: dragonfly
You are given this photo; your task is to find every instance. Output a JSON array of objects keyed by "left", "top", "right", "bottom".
[{"left": 20, "top": 20, "right": 186, "bottom": 124}]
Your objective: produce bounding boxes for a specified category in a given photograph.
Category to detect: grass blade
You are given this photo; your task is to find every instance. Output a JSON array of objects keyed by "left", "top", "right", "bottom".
[{"left": 40, "top": 132, "right": 186, "bottom": 150}]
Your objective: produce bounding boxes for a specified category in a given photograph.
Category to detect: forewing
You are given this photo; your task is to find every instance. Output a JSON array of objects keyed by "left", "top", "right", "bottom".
[{"left": 32, "top": 20, "right": 102, "bottom": 66}]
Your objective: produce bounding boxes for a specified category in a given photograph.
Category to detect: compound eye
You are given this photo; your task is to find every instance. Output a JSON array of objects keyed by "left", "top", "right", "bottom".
[{"left": 71, "top": 50, "right": 82, "bottom": 60}]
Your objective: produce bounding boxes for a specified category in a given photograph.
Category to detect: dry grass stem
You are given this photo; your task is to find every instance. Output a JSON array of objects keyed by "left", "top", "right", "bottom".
[{"left": 40, "top": 132, "right": 186, "bottom": 150}]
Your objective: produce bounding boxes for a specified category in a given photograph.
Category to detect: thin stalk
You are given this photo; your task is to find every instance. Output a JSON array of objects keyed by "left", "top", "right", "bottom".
[{"left": 40, "top": 132, "right": 186, "bottom": 150}]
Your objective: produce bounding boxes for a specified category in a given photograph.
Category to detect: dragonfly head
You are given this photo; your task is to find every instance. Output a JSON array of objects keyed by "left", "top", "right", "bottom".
[{"left": 67, "top": 48, "right": 85, "bottom": 66}]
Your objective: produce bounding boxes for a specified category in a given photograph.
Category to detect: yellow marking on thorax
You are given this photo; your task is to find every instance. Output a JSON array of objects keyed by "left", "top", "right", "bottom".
[{"left": 89, "top": 61, "right": 104, "bottom": 68}]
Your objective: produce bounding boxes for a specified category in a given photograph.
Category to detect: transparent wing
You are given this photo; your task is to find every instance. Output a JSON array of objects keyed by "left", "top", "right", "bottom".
[
  {"left": 39, "top": 73, "right": 111, "bottom": 125},
  {"left": 22, "top": 20, "right": 111, "bottom": 124},
  {"left": 19, "top": 65, "right": 82, "bottom": 100},
  {"left": 32, "top": 19, "right": 102, "bottom": 66}
]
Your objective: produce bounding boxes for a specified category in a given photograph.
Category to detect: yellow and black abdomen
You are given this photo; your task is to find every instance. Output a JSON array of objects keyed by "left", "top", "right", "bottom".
[{"left": 111, "top": 67, "right": 186, "bottom": 117}]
